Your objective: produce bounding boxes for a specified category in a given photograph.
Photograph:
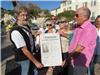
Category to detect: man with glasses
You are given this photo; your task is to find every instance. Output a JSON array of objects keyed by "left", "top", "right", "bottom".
[
  {"left": 93, "top": 15, "right": 100, "bottom": 75},
  {"left": 10, "top": 5, "right": 43, "bottom": 75},
  {"left": 51, "top": 15, "right": 60, "bottom": 31},
  {"left": 65, "top": 7, "right": 97, "bottom": 75}
]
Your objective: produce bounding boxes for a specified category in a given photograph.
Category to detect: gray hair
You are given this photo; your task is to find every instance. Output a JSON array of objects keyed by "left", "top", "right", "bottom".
[
  {"left": 14, "top": 5, "right": 28, "bottom": 16},
  {"left": 78, "top": 7, "right": 91, "bottom": 19}
]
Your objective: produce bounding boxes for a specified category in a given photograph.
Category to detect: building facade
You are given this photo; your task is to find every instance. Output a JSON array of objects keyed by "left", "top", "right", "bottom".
[{"left": 50, "top": 0, "right": 100, "bottom": 21}]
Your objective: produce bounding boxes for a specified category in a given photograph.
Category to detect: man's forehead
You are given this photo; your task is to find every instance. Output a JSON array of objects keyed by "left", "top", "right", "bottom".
[
  {"left": 20, "top": 11, "right": 28, "bottom": 14},
  {"left": 76, "top": 7, "right": 88, "bottom": 14},
  {"left": 75, "top": 9, "right": 83, "bottom": 14},
  {"left": 51, "top": 16, "right": 56, "bottom": 19}
]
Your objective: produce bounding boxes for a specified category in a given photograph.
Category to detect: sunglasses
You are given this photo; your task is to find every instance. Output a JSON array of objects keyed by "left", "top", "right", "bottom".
[
  {"left": 51, "top": 18, "right": 56, "bottom": 20},
  {"left": 60, "top": 21, "right": 66, "bottom": 23},
  {"left": 47, "top": 24, "right": 52, "bottom": 26},
  {"left": 75, "top": 14, "right": 79, "bottom": 17}
]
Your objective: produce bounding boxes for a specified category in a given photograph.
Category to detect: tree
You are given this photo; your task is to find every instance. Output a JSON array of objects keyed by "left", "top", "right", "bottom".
[
  {"left": 42, "top": 9, "right": 52, "bottom": 17},
  {"left": 27, "top": 3, "right": 41, "bottom": 17},
  {"left": 57, "top": 10, "right": 75, "bottom": 22},
  {"left": 8, "top": 10, "right": 15, "bottom": 16}
]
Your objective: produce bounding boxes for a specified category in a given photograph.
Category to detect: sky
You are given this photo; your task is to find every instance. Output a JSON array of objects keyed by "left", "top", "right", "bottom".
[{"left": 1, "top": 0, "right": 61, "bottom": 11}]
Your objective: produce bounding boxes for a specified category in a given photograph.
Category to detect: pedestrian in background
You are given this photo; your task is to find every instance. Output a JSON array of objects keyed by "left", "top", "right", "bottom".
[
  {"left": 93, "top": 15, "right": 100, "bottom": 75},
  {"left": 44, "top": 15, "right": 59, "bottom": 34},
  {"left": 58, "top": 17, "right": 70, "bottom": 75},
  {"left": 36, "top": 20, "right": 57, "bottom": 75}
]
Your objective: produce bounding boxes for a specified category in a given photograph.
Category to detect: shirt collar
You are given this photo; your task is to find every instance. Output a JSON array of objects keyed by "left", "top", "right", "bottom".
[{"left": 80, "top": 20, "right": 90, "bottom": 29}]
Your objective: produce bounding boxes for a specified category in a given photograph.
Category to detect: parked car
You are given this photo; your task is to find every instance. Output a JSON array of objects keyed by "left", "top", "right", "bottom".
[{"left": 31, "top": 23, "right": 39, "bottom": 30}]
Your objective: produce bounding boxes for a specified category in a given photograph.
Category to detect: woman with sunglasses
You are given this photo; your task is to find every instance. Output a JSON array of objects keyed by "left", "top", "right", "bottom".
[
  {"left": 45, "top": 20, "right": 57, "bottom": 33},
  {"left": 36, "top": 20, "right": 57, "bottom": 75},
  {"left": 58, "top": 17, "right": 71, "bottom": 75}
]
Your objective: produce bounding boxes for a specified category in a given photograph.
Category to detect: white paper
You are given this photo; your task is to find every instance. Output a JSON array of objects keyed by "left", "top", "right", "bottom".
[{"left": 40, "top": 33, "right": 62, "bottom": 67}]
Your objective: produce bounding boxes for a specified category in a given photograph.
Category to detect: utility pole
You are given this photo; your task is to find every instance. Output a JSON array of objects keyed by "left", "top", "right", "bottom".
[{"left": 12, "top": 0, "right": 17, "bottom": 7}]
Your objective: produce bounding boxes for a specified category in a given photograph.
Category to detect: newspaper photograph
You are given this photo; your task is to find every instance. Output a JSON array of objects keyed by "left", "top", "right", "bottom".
[{"left": 40, "top": 33, "right": 62, "bottom": 67}]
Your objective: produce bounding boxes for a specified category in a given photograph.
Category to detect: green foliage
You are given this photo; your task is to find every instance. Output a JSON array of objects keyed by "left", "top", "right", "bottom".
[
  {"left": 8, "top": 10, "right": 15, "bottom": 16},
  {"left": 45, "top": 14, "right": 52, "bottom": 18},
  {"left": 43, "top": 9, "right": 49, "bottom": 14},
  {"left": 1, "top": 8, "right": 7, "bottom": 18},
  {"left": 57, "top": 10, "right": 75, "bottom": 22},
  {"left": 27, "top": 3, "right": 41, "bottom": 17},
  {"left": 38, "top": 9, "right": 51, "bottom": 18}
]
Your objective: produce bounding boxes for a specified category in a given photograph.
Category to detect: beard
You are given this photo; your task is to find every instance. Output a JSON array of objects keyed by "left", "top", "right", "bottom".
[
  {"left": 17, "top": 20, "right": 28, "bottom": 27},
  {"left": 21, "top": 20, "right": 28, "bottom": 26}
]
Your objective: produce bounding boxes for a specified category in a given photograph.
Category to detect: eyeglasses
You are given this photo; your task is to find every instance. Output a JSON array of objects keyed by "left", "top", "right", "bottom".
[
  {"left": 60, "top": 21, "right": 66, "bottom": 23},
  {"left": 19, "top": 14, "right": 28, "bottom": 17},
  {"left": 75, "top": 14, "right": 79, "bottom": 17}
]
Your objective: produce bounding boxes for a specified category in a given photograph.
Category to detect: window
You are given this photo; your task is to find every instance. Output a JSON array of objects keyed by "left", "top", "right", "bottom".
[
  {"left": 83, "top": 2, "right": 87, "bottom": 7},
  {"left": 69, "top": 1, "right": 72, "bottom": 4},
  {"left": 76, "top": 5, "right": 78, "bottom": 10},
  {"left": 91, "top": 0, "right": 96, "bottom": 6},
  {"left": 85, "top": 2, "right": 87, "bottom": 7},
  {"left": 94, "top": 0, "right": 96, "bottom": 6},
  {"left": 92, "top": 12, "right": 94, "bottom": 15},
  {"left": 69, "top": 7, "right": 71, "bottom": 10},
  {"left": 68, "top": 0, "right": 72, "bottom": 4},
  {"left": 64, "top": 3, "right": 66, "bottom": 6},
  {"left": 91, "top": 0, "right": 93, "bottom": 6},
  {"left": 91, "top": 12, "right": 95, "bottom": 20}
]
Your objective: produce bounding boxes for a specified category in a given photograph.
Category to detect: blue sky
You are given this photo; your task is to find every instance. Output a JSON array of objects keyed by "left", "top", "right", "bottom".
[{"left": 1, "top": 0, "right": 61, "bottom": 11}]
